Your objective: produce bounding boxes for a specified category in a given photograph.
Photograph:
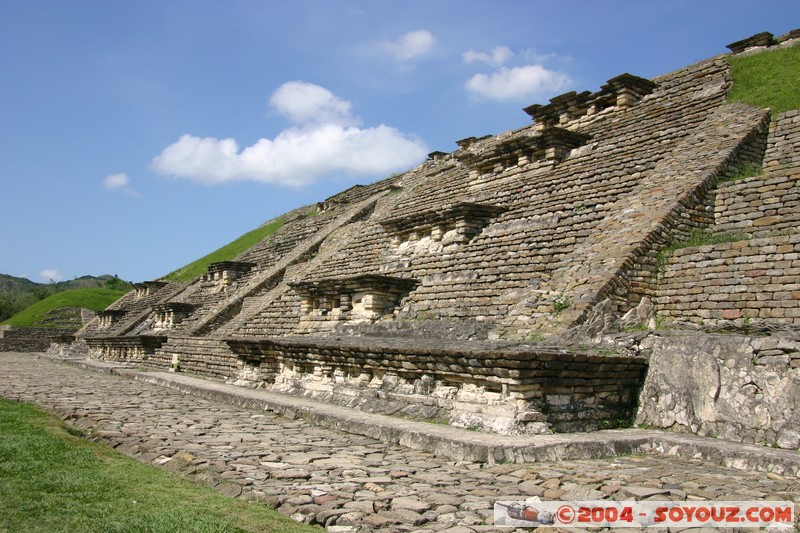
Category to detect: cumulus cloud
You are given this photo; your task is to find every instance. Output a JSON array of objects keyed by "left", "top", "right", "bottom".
[
  {"left": 103, "top": 172, "right": 140, "bottom": 197},
  {"left": 39, "top": 269, "right": 63, "bottom": 282},
  {"left": 383, "top": 29, "right": 436, "bottom": 61},
  {"left": 462, "top": 46, "right": 513, "bottom": 67},
  {"left": 465, "top": 65, "right": 571, "bottom": 101},
  {"left": 152, "top": 82, "right": 428, "bottom": 188},
  {"left": 270, "top": 81, "right": 357, "bottom": 127}
]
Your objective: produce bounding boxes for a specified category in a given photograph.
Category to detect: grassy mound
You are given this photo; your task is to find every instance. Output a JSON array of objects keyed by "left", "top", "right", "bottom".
[
  {"left": 0, "top": 399, "right": 317, "bottom": 533},
  {"left": 163, "top": 216, "right": 287, "bottom": 282},
  {"left": 1, "top": 288, "right": 127, "bottom": 327},
  {"left": 728, "top": 42, "right": 800, "bottom": 113}
]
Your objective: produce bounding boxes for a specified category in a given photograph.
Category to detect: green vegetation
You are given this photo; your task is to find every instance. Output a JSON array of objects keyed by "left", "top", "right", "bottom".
[
  {"left": 0, "top": 399, "right": 318, "bottom": 533},
  {"left": 727, "top": 43, "right": 800, "bottom": 113},
  {"left": 0, "top": 274, "right": 129, "bottom": 323},
  {"left": 552, "top": 294, "right": 571, "bottom": 315},
  {"left": 721, "top": 162, "right": 764, "bottom": 183},
  {"left": 1, "top": 288, "right": 127, "bottom": 327},
  {"left": 656, "top": 230, "right": 748, "bottom": 274},
  {"left": 163, "top": 217, "right": 288, "bottom": 282}
]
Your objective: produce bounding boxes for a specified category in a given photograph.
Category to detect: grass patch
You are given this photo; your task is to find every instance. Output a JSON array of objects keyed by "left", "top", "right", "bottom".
[
  {"left": 0, "top": 399, "right": 317, "bottom": 533},
  {"left": 1, "top": 288, "right": 127, "bottom": 327},
  {"left": 720, "top": 162, "right": 764, "bottom": 183},
  {"left": 728, "top": 43, "right": 800, "bottom": 113},
  {"left": 163, "top": 216, "right": 288, "bottom": 282},
  {"left": 656, "top": 230, "right": 748, "bottom": 274}
]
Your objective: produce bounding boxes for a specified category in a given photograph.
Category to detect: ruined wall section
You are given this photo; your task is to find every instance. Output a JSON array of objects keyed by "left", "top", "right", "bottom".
[
  {"left": 227, "top": 336, "right": 647, "bottom": 435},
  {"left": 657, "top": 235, "right": 800, "bottom": 325},
  {"left": 501, "top": 102, "right": 769, "bottom": 336},
  {"left": 637, "top": 333, "right": 800, "bottom": 449},
  {"left": 0, "top": 327, "right": 75, "bottom": 352},
  {"left": 655, "top": 110, "right": 800, "bottom": 328},
  {"left": 714, "top": 111, "right": 800, "bottom": 238},
  {"left": 715, "top": 174, "right": 800, "bottom": 238},
  {"left": 240, "top": 56, "right": 743, "bottom": 340}
]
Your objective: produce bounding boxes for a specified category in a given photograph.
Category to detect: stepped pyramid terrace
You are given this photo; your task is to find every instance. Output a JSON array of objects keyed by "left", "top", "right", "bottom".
[{"left": 40, "top": 31, "right": 799, "bottom": 446}]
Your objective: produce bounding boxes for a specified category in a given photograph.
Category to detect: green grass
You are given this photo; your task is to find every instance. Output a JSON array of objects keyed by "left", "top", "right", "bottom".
[
  {"left": 1, "top": 288, "right": 127, "bottom": 327},
  {"left": 163, "top": 216, "right": 288, "bottom": 282},
  {"left": 0, "top": 399, "right": 318, "bottom": 533},
  {"left": 656, "top": 230, "right": 748, "bottom": 274},
  {"left": 720, "top": 162, "right": 764, "bottom": 183},
  {"left": 728, "top": 43, "right": 800, "bottom": 113}
]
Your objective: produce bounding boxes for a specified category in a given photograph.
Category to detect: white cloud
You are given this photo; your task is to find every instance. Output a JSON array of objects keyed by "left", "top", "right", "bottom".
[
  {"left": 152, "top": 82, "right": 428, "bottom": 188},
  {"left": 462, "top": 46, "right": 513, "bottom": 67},
  {"left": 39, "top": 269, "right": 63, "bottom": 282},
  {"left": 103, "top": 172, "right": 140, "bottom": 197},
  {"left": 465, "top": 65, "right": 571, "bottom": 101},
  {"left": 103, "top": 172, "right": 129, "bottom": 190},
  {"left": 383, "top": 29, "right": 436, "bottom": 61},
  {"left": 270, "top": 81, "right": 357, "bottom": 127}
]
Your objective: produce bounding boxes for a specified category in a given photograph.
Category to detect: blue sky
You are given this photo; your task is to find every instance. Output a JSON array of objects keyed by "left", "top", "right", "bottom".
[{"left": 1, "top": 1, "right": 797, "bottom": 284}]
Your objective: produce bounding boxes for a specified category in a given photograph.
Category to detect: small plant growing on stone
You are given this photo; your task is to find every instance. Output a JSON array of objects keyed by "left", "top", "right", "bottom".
[
  {"left": 742, "top": 316, "right": 751, "bottom": 334},
  {"left": 552, "top": 294, "right": 571, "bottom": 315}
]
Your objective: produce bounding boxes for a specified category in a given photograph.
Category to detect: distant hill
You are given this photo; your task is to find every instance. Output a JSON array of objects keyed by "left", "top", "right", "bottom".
[
  {"left": 0, "top": 273, "right": 116, "bottom": 292},
  {"left": 0, "top": 273, "right": 131, "bottom": 323},
  {"left": 1, "top": 288, "right": 128, "bottom": 328}
]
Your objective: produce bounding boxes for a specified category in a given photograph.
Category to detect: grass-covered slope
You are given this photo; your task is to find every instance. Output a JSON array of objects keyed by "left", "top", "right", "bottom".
[
  {"left": 728, "top": 42, "right": 800, "bottom": 113},
  {"left": 0, "top": 399, "right": 317, "bottom": 533},
  {"left": 163, "top": 216, "right": 287, "bottom": 282},
  {"left": 1, "top": 289, "right": 127, "bottom": 328}
]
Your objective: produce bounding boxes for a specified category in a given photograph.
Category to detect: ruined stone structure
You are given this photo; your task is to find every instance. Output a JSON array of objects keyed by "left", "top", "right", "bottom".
[{"left": 72, "top": 32, "right": 799, "bottom": 445}]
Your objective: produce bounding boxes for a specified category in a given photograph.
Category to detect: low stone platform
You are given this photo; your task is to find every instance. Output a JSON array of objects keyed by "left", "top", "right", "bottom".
[{"left": 1, "top": 352, "right": 798, "bottom": 532}]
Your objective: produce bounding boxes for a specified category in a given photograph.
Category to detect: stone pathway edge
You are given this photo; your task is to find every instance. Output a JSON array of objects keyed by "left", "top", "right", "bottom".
[{"left": 57, "top": 356, "right": 800, "bottom": 477}]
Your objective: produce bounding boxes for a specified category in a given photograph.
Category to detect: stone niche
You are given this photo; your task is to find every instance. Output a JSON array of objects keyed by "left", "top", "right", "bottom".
[
  {"left": 290, "top": 275, "right": 418, "bottom": 322},
  {"left": 85, "top": 335, "right": 167, "bottom": 362},
  {"left": 134, "top": 281, "right": 166, "bottom": 299},
  {"left": 380, "top": 202, "right": 507, "bottom": 249},
  {"left": 524, "top": 73, "right": 657, "bottom": 128},
  {"left": 226, "top": 336, "right": 648, "bottom": 435},
  {"left": 456, "top": 127, "right": 592, "bottom": 179},
  {"left": 151, "top": 303, "right": 197, "bottom": 331},
  {"left": 201, "top": 261, "right": 255, "bottom": 287},
  {"left": 96, "top": 309, "right": 127, "bottom": 329},
  {"left": 726, "top": 31, "right": 776, "bottom": 53}
]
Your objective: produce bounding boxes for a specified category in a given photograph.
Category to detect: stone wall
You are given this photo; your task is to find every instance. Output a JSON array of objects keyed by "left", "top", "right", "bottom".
[
  {"left": 149, "top": 336, "right": 239, "bottom": 378},
  {"left": 636, "top": 333, "right": 800, "bottom": 449},
  {"left": 227, "top": 336, "right": 647, "bottom": 435},
  {"left": 656, "top": 235, "right": 800, "bottom": 326},
  {"left": 714, "top": 111, "right": 800, "bottom": 238},
  {"left": 714, "top": 173, "right": 800, "bottom": 237},
  {"left": 0, "top": 327, "right": 76, "bottom": 352},
  {"left": 764, "top": 110, "right": 800, "bottom": 173}
]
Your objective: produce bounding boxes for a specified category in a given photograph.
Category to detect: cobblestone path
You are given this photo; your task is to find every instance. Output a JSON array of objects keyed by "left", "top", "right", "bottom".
[{"left": 1, "top": 353, "right": 797, "bottom": 532}]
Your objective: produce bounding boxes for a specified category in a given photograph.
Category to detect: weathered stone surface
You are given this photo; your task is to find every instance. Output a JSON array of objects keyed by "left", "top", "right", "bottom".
[
  {"left": 517, "top": 480, "right": 546, "bottom": 497},
  {"left": 392, "top": 496, "right": 432, "bottom": 513},
  {"left": 636, "top": 333, "right": 800, "bottom": 449}
]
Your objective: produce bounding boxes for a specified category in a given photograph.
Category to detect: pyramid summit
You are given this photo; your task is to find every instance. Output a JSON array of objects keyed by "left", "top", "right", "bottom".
[{"left": 34, "top": 31, "right": 799, "bottom": 445}]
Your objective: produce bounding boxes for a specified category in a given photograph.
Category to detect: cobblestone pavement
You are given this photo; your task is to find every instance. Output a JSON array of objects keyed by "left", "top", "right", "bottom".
[{"left": 1, "top": 352, "right": 798, "bottom": 532}]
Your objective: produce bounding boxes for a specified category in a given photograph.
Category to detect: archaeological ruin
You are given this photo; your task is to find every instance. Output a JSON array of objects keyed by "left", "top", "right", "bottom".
[{"left": 37, "top": 31, "right": 799, "bottom": 449}]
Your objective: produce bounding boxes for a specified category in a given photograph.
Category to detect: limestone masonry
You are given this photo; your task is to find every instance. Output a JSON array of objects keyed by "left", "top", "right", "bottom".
[{"left": 40, "top": 31, "right": 799, "bottom": 447}]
